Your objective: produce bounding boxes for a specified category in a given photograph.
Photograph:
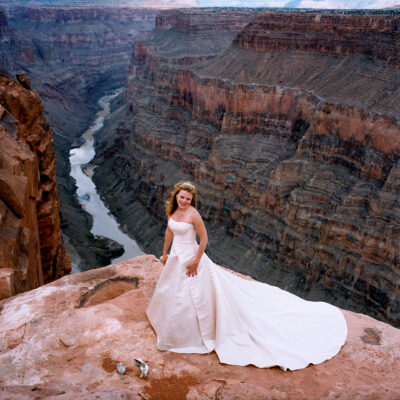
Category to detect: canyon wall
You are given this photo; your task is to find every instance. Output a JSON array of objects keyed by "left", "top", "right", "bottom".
[
  {"left": 0, "top": 6, "right": 158, "bottom": 270},
  {"left": 0, "top": 74, "right": 70, "bottom": 300},
  {"left": 93, "top": 9, "right": 400, "bottom": 325}
]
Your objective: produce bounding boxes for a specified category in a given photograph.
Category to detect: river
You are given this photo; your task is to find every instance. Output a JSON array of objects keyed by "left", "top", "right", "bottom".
[{"left": 69, "top": 89, "right": 144, "bottom": 272}]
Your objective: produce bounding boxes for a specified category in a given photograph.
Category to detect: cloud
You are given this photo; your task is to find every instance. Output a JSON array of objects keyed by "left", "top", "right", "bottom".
[
  {"left": 197, "top": 0, "right": 288, "bottom": 6},
  {"left": 295, "top": 0, "right": 396, "bottom": 8},
  {"left": 197, "top": 0, "right": 397, "bottom": 7}
]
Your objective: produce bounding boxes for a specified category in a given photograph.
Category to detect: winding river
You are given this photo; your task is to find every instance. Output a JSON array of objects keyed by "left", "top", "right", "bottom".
[{"left": 69, "top": 89, "right": 144, "bottom": 271}]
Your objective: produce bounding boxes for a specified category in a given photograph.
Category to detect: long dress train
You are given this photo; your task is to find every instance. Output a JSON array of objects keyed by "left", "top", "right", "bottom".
[{"left": 146, "top": 218, "right": 347, "bottom": 370}]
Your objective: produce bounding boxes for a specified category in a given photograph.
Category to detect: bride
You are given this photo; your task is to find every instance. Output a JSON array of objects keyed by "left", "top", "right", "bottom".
[{"left": 146, "top": 181, "right": 347, "bottom": 370}]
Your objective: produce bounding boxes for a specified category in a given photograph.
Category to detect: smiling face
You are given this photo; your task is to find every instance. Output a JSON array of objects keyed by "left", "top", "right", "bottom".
[
  {"left": 176, "top": 189, "right": 193, "bottom": 210},
  {"left": 166, "top": 181, "right": 198, "bottom": 216}
]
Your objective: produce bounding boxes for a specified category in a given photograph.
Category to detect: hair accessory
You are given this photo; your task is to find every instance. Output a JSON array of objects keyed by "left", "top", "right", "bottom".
[{"left": 181, "top": 182, "right": 195, "bottom": 189}]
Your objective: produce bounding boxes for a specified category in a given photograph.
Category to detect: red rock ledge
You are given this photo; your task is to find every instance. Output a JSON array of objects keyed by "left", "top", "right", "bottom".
[{"left": 0, "top": 255, "right": 398, "bottom": 399}]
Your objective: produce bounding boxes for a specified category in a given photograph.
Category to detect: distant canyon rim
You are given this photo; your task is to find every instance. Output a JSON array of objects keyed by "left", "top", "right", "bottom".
[{"left": 0, "top": 5, "right": 400, "bottom": 328}]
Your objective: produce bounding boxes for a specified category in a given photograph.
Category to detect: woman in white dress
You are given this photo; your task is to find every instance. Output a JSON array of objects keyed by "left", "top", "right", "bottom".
[{"left": 147, "top": 181, "right": 347, "bottom": 370}]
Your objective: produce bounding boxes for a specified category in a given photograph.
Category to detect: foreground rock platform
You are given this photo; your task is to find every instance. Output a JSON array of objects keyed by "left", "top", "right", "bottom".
[{"left": 0, "top": 255, "right": 399, "bottom": 399}]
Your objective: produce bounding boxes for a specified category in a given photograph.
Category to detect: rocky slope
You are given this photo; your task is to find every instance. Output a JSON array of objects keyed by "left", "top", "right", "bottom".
[
  {"left": 93, "top": 9, "right": 400, "bottom": 326},
  {"left": 0, "top": 6, "right": 158, "bottom": 270},
  {"left": 0, "top": 255, "right": 399, "bottom": 399},
  {"left": 0, "top": 74, "right": 70, "bottom": 300}
]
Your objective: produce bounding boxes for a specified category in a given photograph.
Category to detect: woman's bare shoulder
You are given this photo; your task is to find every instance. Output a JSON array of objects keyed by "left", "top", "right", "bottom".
[
  {"left": 189, "top": 207, "right": 203, "bottom": 223},
  {"left": 188, "top": 206, "right": 199, "bottom": 216}
]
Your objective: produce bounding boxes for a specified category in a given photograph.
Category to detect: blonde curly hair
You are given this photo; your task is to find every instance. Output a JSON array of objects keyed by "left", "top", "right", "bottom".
[{"left": 166, "top": 181, "right": 197, "bottom": 216}]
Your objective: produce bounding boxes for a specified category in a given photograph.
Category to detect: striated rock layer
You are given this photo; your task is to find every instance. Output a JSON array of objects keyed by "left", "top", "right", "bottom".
[
  {"left": 93, "top": 9, "right": 400, "bottom": 326},
  {"left": 0, "top": 255, "right": 399, "bottom": 399},
  {"left": 234, "top": 11, "right": 400, "bottom": 67},
  {"left": 0, "top": 74, "right": 70, "bottom": 300}
]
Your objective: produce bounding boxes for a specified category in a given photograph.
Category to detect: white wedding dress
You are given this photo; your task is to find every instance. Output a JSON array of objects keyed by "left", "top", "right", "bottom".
[{"left": 147, "top": 218, "right": 347, "bottom": 370}]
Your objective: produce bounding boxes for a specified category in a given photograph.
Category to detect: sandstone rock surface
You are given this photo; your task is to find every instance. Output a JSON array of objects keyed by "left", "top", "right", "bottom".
[
  {"left": 92, "top": 9, "right": 400, "bottom": 327},
  {"left": 0, "top": 74, "right": 70, "bottom": 300},
  {"left": 0, "top": 255, "right": 399, "bottom": 399}
]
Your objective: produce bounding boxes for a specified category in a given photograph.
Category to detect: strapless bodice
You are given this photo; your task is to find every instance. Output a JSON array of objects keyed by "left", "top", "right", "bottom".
[{"left": 168, "top": 218, "right": 197, "bottom": 245}]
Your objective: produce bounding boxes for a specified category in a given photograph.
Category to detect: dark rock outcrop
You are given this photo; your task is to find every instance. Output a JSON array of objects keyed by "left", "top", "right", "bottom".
[
  {"left": 0, "top": 73, "right": 70, "bottom": 299},
  {"left": 93, "top": 9, "right": 400, "bottom": 326}
]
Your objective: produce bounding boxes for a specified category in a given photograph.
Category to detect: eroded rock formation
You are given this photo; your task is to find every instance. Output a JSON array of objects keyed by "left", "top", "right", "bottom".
[
  {"left": 93, "top": 9, "right": 400, "bottom": 326},
  {"left": 0, "top": 74, "right": 70, "bottom": 299},
  {"left": 0, "top": 255, "right": 399, "bottom": 399}
]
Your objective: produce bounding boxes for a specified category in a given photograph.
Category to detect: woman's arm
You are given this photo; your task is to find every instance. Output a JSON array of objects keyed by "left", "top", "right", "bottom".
[
  {"left": 186, "top": 211, "right": 208, "bottom": 277},
  {"left": 162, "top": 224, "right": 174, "bottom": 265}
]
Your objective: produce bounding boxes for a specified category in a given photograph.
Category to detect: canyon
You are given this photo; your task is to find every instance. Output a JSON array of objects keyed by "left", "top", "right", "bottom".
[
  {"left": 93, "top": 9, "right": 400, "bottom": 326},
  {"left": 1, "top": 5, "right": 400, "bottom": 398},
  {"left": 1, "top": 1, "right": 400, "bottom": 328},
  {"left": 0, "top": 73, "right": 70, "bottom": 300},
  {"left": 1, "top": 6, "right": 159, "bottom": 269},
  {"left": 0, "top": 4, "right": 263, "bottom": 291},
  {"left": 1, "top": 5, "right": 262, "bottom": 272}
]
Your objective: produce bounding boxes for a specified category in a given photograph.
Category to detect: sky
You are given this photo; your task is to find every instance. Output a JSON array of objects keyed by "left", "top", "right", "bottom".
[{"left": 196, "top": 0, "right": 398, "bottom": 8}]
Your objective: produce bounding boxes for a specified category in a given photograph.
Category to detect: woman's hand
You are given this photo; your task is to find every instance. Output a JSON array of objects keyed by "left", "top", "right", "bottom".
[
  {"left": 161, "top": 254, "right": 168, "bottom": 265},
  {"left": 162, "top": 225, "right": 173, "bottom": 266},
  {"left": 186, "top": 259, "right": 198, "bottom": 277}
]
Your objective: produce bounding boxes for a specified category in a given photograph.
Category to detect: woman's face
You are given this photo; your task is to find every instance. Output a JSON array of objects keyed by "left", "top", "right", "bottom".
[{"left": 176, "top": 189, "right": 193, "bottom": 210}]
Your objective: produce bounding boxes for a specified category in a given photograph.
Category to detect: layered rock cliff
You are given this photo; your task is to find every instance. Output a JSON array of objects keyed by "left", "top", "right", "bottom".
[
  {"left": 0, "top": 255, "right": 399, "bottom": 399},
  {"left": 1, "top": 6, "right": 158, "bottom": 270},
  {"left": 234, "top": 11, "right": 400, "bottom": 67},
  {"left": 0, "top": 74, "right": 70, "bottom": 300},
  {"left": 93, "top": 9, "right": 400, "bottom": 326}
]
